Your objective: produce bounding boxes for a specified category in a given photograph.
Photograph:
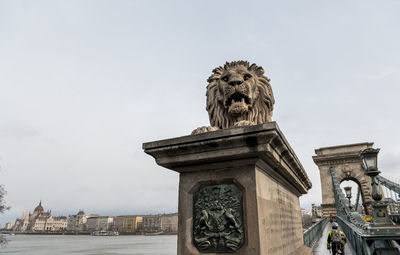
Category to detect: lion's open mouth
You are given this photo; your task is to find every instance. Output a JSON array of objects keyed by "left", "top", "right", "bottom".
[
  {"left": 225, "top": 92, "right": 250, "bottom": 107},
  {"left": 225, "top": 92, "right": 251, "bottom": 116}
]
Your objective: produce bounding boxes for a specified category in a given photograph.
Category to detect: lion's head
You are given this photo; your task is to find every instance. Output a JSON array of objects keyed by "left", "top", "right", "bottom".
[{"left": 206, "top": 61, "right": 274, "bottom": 129}]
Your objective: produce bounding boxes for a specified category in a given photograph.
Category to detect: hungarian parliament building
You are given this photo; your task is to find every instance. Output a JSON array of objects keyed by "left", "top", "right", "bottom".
[{"left": 9, "top": 201, "right": 67, "bottom": 232}]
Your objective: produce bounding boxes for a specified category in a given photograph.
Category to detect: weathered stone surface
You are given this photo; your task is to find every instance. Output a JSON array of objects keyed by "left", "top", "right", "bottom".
[
  {"left": 144, "top": 122, "right": 312, "bottom": 255},
  {"left": 313, "top": 142, "right": 375, "bottom": 216},
  {"left": 255, "top": 166, "right": 307, "bottom": 255},
  {"left": 192, "top": 61, "right": 275, "bottom": 135}
]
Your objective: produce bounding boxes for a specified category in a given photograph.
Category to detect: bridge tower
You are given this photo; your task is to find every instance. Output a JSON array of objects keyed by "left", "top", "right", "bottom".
[{"left": 313, "top": 142, "right": 375, "bottom": 217}]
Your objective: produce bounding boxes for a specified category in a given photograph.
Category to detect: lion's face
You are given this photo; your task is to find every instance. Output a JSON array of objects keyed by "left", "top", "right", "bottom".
[
  {"left": 218, "top": 65, "right": 259, "bottom": 117},
  {"left": 206, "top": 61, "right": 275, "bottom": 129}
]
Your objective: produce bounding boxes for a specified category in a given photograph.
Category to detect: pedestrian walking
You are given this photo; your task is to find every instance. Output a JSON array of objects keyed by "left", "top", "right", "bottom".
[{"left": 327, "top": 223, "right": 347, "bottom": 255}]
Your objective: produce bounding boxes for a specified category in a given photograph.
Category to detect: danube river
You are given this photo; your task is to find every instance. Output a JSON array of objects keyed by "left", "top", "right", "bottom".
[{"left": 1, "top": 234, "right": 177, "bottom": 254}]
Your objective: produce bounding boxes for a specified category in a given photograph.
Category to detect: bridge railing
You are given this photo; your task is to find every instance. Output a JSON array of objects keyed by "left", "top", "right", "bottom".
[
  {"left": 303, "top": 217, "right": 328, "bottom": 248},
  {"left": 391, "top": 213, "right": 400, "bottom": 224},
  {"left": 336, "top": 216, "right": 372, "bottom": 255}
]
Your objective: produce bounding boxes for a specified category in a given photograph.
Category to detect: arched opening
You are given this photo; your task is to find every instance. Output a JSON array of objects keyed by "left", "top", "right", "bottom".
[{"left": 340, "top": 178, "right": 367, "bottom": 215}]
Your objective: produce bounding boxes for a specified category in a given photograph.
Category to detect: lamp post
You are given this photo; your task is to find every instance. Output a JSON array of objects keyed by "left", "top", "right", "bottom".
[
  {"left": 359, "top": 148, "right": 382, "bottom": 201},
  {"left": 359, "top": 148, "right": 395, "bottom": 228},
  {"left": 344, "top": 186, "right": 353, "bottom": 211}
]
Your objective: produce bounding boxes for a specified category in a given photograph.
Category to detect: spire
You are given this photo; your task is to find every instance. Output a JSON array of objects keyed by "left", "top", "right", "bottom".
[{"left": 34, "top": 200, "right": 44, "bottom": 213}]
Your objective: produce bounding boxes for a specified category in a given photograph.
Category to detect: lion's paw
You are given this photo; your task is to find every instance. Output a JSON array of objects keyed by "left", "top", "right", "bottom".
[
  {"left": 191, "top": 126, "right": 219, "bottom": 135},
  {"left": 233, "top": 120, "right": 256, "bottom": 127}
]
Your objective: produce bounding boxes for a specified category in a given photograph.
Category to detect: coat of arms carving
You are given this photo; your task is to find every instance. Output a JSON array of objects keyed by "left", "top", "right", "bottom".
[
  {"left": 193, "top": 183, "right": 244, "bottom": 253},
  {"left": 342, "top": 164, "right": 353, "bottom": 177}
]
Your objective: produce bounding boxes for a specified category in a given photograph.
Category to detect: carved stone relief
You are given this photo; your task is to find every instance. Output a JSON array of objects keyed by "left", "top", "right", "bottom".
[
  {"left": 193, "top": 183, "right": 244, "bottom": 253},
  {"left": 341, "top": 164, "right": 353, "bottom": 178}
]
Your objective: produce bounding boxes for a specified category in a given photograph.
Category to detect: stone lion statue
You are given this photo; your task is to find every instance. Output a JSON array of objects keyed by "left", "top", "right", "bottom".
[{"left": 192, "top": 61, "right": 274, "bottom": 135}]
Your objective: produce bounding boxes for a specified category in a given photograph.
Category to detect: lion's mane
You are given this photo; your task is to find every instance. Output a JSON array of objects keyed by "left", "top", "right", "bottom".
[{"left": 206, "top": 61, "right": 275, "bottom": 129}]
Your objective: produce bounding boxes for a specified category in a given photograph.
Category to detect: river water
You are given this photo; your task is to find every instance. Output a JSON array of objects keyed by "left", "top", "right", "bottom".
[{"left": 1, "top": 234, "right": 177, "bottom": 255}]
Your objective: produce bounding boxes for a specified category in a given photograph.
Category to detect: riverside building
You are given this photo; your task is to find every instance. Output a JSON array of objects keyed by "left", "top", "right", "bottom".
[
  {"left": 67, "top": 210, "right": 98, "bottom": 233},
  {"left": 11, "top": 201, "right": 67, "bottom": 232}
]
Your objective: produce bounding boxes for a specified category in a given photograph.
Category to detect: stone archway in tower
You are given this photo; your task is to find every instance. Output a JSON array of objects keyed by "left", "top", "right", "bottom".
[
  {"left": 313, "top": 142, "right": 375, "bottom": 217},
  {"left": 339, "top": 177, "right": 367, "bottom": 215}
]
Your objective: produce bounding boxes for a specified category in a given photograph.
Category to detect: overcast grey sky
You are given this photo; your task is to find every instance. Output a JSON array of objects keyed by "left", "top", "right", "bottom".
[{"left": 1, "top": 0, "right": 400, "bottom": 226}]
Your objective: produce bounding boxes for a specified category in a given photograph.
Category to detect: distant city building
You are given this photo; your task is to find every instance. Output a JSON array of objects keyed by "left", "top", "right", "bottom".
[
  {"left": 13, "top": 209, "right": 30, "bottom": 232},
  {"left": 122, "top": 216, "right": 143, "bottom": 233},
  {"left": 311, "top": 204, "right": 323, "bottom": 219},
  {"left": 5, "top": 222, "right": 15, "bottom": 230},
  {"left": 112, "top": 216, "right": 125, "bottom": 232},
  {"left": 67, "top": 210, "right": 84, "bottom": 231},
  {"left": 96, "top": 216, "right": 113, "bottom": 231},
  {"left": 86, "top": 216, "right": 99, "bottom": 232},
  {"left": 11, "top": 201, "right": 67, "bottom": 232},
  {"left": 160, "top": 213, "right": 178, "bottom": 233},
  {"left": 7, "top": 202, "right": 178, "bottom": 235},
  {"left": 143, "top": 215, "right": 161, "bottom": 233},
  {"left": 67, "top": 210, "right": 98, "bottom": 232},
  {"left": 84, "top": 216, "right": 114, "bottom": 232}
]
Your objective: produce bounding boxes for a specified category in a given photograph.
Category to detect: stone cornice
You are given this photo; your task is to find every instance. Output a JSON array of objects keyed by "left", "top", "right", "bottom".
[
  {"left": 314, "top": 142, "right": 373, "bottom": 155},
  {"left": 312, "top": 153, "right": 362, "bottom": 166},
  {"left": 143, "top": 122, "right": 312, "bottom": 194},
  {"left": 313, "top": 142, "right": 373, "bottom": 166}
]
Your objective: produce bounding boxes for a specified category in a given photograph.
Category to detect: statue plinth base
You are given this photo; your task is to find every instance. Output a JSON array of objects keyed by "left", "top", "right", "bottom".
[
  {"left": 143, "top": 122, "right": 312, "bottom": 255},
  {"left": 367, "top": 201, "right": 400, "bottom": 235}
]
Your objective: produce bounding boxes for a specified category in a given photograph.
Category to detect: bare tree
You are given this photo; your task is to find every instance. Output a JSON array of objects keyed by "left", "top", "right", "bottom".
[
  {"left": 0, "top": 184, "right": 9, "bottom": 246},
  {"left": 0, "top": 185, "right": 8, "bottom": 213}
]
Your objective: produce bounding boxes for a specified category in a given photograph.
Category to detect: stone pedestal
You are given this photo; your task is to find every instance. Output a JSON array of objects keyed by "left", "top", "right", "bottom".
[{"left": 143, "top": 122, "right": 312, "bottom": 255}]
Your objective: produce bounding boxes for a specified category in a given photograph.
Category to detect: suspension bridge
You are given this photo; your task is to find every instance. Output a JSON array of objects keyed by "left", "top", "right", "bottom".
[{"left": 303, "top": 142, "right": 400, "bottom": 255}]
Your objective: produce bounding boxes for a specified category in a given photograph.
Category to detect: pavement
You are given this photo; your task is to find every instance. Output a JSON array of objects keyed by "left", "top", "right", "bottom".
[{"left": 313, "top": 222, "right": 356, "bottom": 255}]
